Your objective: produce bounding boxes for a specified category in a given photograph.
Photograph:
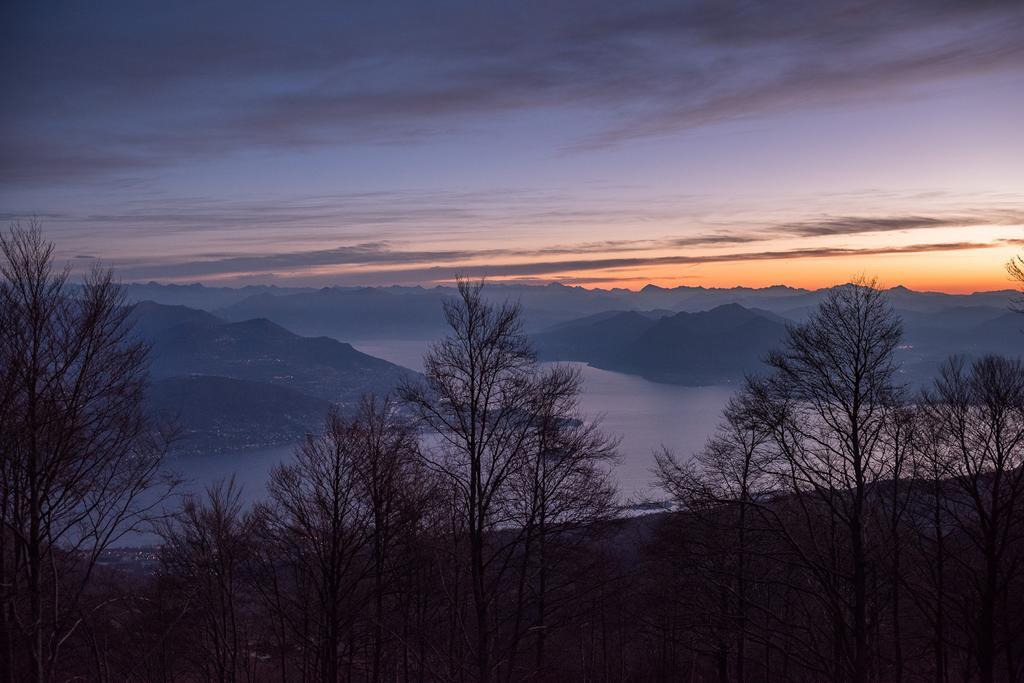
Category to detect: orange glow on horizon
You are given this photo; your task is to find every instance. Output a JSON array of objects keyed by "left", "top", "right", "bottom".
[
  {"left": 148, "top": 227, "right": 1023, "bottom": 295},
  {"left": 549, "top": 272, "right": 1017, "bottom": 295},
  {"left": 489, "top": 243, "right": 1024, "bottom": 294}
]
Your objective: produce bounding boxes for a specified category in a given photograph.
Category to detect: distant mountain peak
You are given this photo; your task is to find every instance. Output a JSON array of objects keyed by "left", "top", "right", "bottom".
[
  {"left": 223, "top": 317, "right": 296, "bottom": 339},
  {"left": 129, "top": 300, "right": 223, "bottom": 334},
  {"left": 709, "top": 302, "right": 750, "bottom": 313}
]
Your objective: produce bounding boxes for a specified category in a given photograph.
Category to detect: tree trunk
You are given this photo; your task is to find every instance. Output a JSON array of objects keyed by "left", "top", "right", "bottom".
[
  {"left": 978, "top": 543, "right": 998, "bottom": 683},
  {"left": 535, "top": 523, "right": 547, "bottom": 674}
]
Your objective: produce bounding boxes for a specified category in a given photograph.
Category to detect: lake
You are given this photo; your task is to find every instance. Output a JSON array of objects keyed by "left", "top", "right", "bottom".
[{"left": 170, "top": 340, "right": 736, "bottom": 507}]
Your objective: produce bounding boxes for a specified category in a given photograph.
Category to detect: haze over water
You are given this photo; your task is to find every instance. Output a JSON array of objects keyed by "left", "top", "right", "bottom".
[{"left": 173, "top": 340, "right": 733, "bottom": 504}]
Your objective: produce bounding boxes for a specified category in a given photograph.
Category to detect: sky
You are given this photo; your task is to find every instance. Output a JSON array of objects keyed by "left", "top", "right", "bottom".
[{"left": 2, "top": 0, "right": 1022, "bottom": 292}]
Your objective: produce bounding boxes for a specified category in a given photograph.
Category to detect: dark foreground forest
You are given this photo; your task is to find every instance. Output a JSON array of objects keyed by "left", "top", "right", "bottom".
[{"left": 2, "top": 228, "right": 1024, "bottom": 682}]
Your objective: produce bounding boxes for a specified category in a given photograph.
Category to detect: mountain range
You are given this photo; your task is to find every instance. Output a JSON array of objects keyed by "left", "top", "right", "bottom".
[
  {"left": 533, "top": 304, "right": 790, "bottom": 384},
  {"left": 124, "top": 283, "right": 1020, "bottom": 449},
  {"left": 123, "top": 281, "right": 1019, "bottom": 340},
  {"left": 533, "top": 299, "right": 1018, "bottom": 385}
]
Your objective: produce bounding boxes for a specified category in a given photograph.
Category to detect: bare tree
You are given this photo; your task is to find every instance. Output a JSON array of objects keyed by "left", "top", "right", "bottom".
[
  {"left": 157, "top": 479, "right": 257, "bottom": 683},
  {"left": 905, "top": 399, "right": 960, "bottom": 683},
  {"left": 507, "top": 364, "right": 618, "bottom": 678},
  {"left": 1008, "top": 255, "right": 1024, "bottom": 312},
  {"left": 749, "top": 279, "right": 905, "bottom": 683},
  {"left": 254, "top": 407, "right": 375, "bottom": 683},
  {"left": 655, "top": 389, "right": 775, "bottom": 682},
  {"left": 400, "top": 279, "right": 539, "bottom": 682},
  {"left": 401, "top": 280, "right": 618, "bottom": 681},
  {"left": 875, "top": 403, "right": 915, "bottom": 683},
  {"left": 350, "top": 395, "right": 425, "bottom": 683},
  {"left": 0, "top": 225, "right": 171, "bottom": 682},
  {"left": 920, "top": 355, "right": 1024, "bottom": 683}
]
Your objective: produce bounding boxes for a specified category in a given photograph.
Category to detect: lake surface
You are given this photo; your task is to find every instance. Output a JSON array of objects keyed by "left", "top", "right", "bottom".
[{"left": 171, "top": 340, "right": 735, "bottom": 507}]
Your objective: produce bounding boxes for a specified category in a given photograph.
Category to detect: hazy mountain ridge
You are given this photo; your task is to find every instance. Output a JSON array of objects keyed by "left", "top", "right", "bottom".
[
  {"left": 613, "top": 305, "right": 787, "bottom": 384},
  {"left": 135, "top": 307, "right": 412, "bottom": 400},
  {"left": 129, "top": 301, "right": 416, "bottom": 453},
  {"left": 125, "top": 282, "right": 1020, "bottom": 397},
  {"left": 535, "top": 311, "right": 660, "bottom": 366},
  {"left": 123, "top": 282, "right": 317, "bottom": 310},
  {"left": 535, "top": 299, "right": 1018, "bottom": 386},
  {"left": 124, "top": 281, "right": 1018, "bottom": 341},
  {"left": 146, "top": 376, "right": 330, "bottom": 454},
  {"left": 535, "top": 304, "right": 789, "bottom": 384}
]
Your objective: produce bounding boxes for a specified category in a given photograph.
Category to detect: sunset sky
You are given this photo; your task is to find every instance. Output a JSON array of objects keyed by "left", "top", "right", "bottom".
[{"left": 2, "top": 1, "right": 1022, "bottom": 292}]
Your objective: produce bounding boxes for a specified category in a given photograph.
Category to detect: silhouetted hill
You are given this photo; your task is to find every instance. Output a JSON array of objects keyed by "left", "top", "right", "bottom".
[
  {"left": 128, "top": 285, "right": 1021, "bottom": 390},
  {"left": 535, "top": 297, "right": 1021, "bottom": 386},
  {"left": 137, "top": 313, "right": 413, "bottom": 402},
  {"left": 535, "top": 304, "right": 789, "bottom": 385},
  {"left": 147, "top": 376, "right": 329, "bottom": 453},
  {"left": 534, "top": 311, "right": 659, "bottom": 364},
  {"left": 128, "top": 300, "right": 222, "bottom": 337},
  {"left": 129, "top": 302, "right": 416, "bottom": 454},
  {"left": 606, "top": 304, "right": 788, "bottom": 384}
]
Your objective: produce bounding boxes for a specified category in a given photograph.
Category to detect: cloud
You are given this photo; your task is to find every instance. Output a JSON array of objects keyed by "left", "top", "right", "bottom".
[
  {"left": 367, "top": 241, "right": 999, "bottom": 283},
  {"left": 3, "top": 0, "right": 1023, "bottom": 182},
  {"left": 15, "top": 184, "right": 1018, "bottom": 248},
  {"left": 22, "top": 191, "right": 1001, "bottom": 282},
  {"left": 779, "top": 210, "right": 1024, "bottom": 237},
  {"left": 7, "top": 188, "right": 707, "bottom": 244},
  {"left": 112, "top": 236, "right": 736, "bottom": 279},
  {"left": 117, "top": 237, "right": 1002, "bottom": 285},
  {"left": 115, "top": 243, "right": 478, "bottom": 279}
]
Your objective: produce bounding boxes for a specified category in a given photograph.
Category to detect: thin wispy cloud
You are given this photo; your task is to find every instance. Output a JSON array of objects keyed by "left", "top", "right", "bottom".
[
  {"left": 780, "top": 211, "right": 1024, "bottom": 238},
  {"left": 341, "top": 241, "right": 1007, "bottom": 286},
  {"left": 114, "top": 236, "right": 1008, "bottom": 284},
  {"left": 11, "top": 188, "right": 1020, "bottom": 250},
  {"left": 3, "top": 1, "right": 1021, "bottom": 293},
  {"left": 92, "top": 201, "right": 1023, "bottom": 282},
  {"left": 2, "top": 0, "right": 1022, "bottom": 183}
]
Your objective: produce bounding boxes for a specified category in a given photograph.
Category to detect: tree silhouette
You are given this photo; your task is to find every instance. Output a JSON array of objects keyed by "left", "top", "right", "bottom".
[{"left": 0, "top": 225, "right": 172, "bottom": 683}]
